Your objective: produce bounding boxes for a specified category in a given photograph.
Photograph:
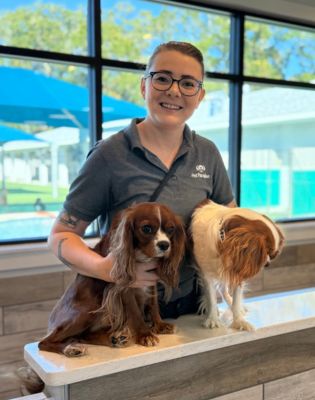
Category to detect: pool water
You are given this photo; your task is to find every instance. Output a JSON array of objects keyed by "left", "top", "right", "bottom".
[
  {"left": 0, "top": 217, "right": 55, "bottom": 241},
  {"left": 0, "top": 215, "right": 97, "bottom": 241}
]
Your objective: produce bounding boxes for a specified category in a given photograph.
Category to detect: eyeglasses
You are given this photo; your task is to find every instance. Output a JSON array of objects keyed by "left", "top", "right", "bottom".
[{"left": 145, "top": 71, "right": 203, "bottom": 96}]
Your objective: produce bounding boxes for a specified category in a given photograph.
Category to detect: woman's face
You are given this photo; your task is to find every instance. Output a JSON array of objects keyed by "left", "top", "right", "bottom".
[{"left": 141, "top": 50, "right": 205, "bottom": 130}]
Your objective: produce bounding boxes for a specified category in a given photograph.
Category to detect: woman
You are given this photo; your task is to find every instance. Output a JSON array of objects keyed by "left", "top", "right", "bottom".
[{"left": 48, "top": 41, "right": 236, "bottom": 318}]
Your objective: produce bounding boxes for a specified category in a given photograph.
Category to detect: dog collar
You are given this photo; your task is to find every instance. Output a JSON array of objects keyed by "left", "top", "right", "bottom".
[{"left": 218, "top": 217, "right": 225, "bottom": 242}]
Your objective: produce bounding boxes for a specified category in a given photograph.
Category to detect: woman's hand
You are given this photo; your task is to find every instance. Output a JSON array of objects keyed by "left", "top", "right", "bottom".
[
  {"left": 130, "top": 261, "right": 159, "bottom": 288},
  {"left": 105, "top": 253, "right": 159, "bottom": 288}
]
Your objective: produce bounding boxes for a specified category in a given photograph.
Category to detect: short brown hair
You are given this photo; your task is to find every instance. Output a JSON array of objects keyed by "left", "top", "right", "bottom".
[{"left": 145, "top": 41, "right": 204, "bottom": 76}]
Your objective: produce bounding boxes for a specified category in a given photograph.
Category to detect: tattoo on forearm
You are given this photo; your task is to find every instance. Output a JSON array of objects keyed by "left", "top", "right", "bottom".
[
  {"left": 58, "top": 211, "right": 80, "bottom": 229},
  {"left": 58, "top": 238, "right": 74, "bottom": 267}
]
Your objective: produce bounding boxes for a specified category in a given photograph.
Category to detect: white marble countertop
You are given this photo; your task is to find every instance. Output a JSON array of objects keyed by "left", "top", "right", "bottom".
[{"left": 24, "top": 287, "right": 315, "bottom": 387}]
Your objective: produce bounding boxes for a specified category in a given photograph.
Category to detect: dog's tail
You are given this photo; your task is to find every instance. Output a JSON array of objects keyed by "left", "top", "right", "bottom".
[{"left": 16, "top": 365, "right": 45, "bottom": 395}]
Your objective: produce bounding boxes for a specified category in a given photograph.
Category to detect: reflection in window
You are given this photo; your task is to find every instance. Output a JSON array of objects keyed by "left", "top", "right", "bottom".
[
  {"left": 102, "top": 0, "right": 230, "bottom": 73},
  {"left": 241, "top": 84, "right": 315, "bottom": 219},
  {"left": 244, "top": 18, "right": 315, "bottom": 83},
  {"left": 0, "top": 1, "right": 87, "bottom": 54},
  {"left": 0, "top": 61, "right": 90, "bottom": 241}
]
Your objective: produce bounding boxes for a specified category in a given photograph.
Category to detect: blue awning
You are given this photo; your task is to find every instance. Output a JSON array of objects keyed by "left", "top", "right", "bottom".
[
  {"left": 0, "top": 124, "right": 44, "bottom": 145},
  {"left": 0, "top": 66, "right": 146, "bottom": 128}
]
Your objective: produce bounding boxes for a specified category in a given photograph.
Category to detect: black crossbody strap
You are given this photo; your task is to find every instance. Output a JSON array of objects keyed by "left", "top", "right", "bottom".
[{"left": 149, "top": 161, "right": 180, "bottom": 202}]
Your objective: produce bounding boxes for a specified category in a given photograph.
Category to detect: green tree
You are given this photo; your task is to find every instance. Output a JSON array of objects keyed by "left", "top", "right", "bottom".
[
  {"left": 244, "top": 20, "right": 315, "bottom": 81},
  {"left": 0, "top": 1, "right": 314, "bottom": 101},
  {"left": 0, "top": 3, "right": 87, "bottom": 84}
]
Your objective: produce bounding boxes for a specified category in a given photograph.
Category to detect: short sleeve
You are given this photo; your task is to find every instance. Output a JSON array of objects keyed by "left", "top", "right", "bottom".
[{"left": 63, "top": 143, "right": 112, "bottom": 222}]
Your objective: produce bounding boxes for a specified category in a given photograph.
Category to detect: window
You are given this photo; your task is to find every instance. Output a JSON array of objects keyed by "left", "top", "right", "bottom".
[
  {"left": 244, "top": 18, "right": 315, "bottom": 82},
  {"left": 241, "top": 84, "right": 315, "bottom": 219},
  {"left": 102, "top": 0, "right": 230, "bottom": 73},
  {"left": 0, "top": 1, "right": 314, "bottom": 243},
  {"left": 242, "top": 17, "right": 315, "bottom": 218},
  {"left": 0, "top": 59, "right": 90, "bottom": 241},
  {"left": 0, "top": 1, "right": 88, "bottom": 54},
  {"left": 188, "top": 80, "right": 230, "bottom": 167}
]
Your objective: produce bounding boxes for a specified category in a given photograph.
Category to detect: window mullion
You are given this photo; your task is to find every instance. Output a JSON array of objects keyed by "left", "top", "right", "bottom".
[
  {"left": 228, "top": 12, "right": 244, "bottom": 205},
  {"left": 88, "top": 0, "right": 103, "bottom": 145}
]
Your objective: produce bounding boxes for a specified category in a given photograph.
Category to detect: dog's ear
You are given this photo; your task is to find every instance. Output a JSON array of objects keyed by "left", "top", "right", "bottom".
[
  {"left": 219, "top": 217, "right": 269, "bottom": 287},
  {"left": 158, "top": 217, "right": 186, "bottom": 287},
  {"left": 262, "top": 214, "right": 285, "bottom": 258},
  {"left": 273, "top": 223, "right": 285, "bottom": 257},
  {"left": 109, "top": 212, "right": 137, "bottom": 286},
  {"left": 92, "top": 236, "right": 110, "bottom": 256}
]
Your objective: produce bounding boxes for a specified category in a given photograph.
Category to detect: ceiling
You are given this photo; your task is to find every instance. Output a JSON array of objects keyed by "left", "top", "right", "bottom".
[
  {"left": 283, "top": 0, "right": 315, "bottom": 6},
  {"left": 201, "top": 0, "right": 315, "bottom": 24}
]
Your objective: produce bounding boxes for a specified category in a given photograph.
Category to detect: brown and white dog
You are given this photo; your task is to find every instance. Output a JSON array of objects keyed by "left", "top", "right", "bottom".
[
  {"left": 190, "top": 200, "right": 284, "bottom": 331},
  {"left": 39, "top": 202, "right": 186, "bottom": 357},
  {"left": 18, "top": 202, "right": 186, "bottom": 394}
]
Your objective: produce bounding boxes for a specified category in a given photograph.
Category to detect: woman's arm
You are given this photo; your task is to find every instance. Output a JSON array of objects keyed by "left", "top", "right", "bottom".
[{"left": 48, "top": 209, "right": 115, "bottom": 282}]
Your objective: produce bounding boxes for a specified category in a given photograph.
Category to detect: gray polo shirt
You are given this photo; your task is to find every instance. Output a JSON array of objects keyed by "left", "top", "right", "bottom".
[{"left": 64, "top": 118, "right": 234, "bottom": 301}]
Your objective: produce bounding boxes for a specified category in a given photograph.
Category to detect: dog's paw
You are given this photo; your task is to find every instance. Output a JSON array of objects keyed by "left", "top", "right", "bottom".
[
  {"left": 137, "top": 332, "right": 159, "bottom": 346},
  {"left": 63, "top": 343, "right": 87, "bottom": 357},
  {"left": 230, "top": 319, "right": 255, "bottom": 332},
  {"left": 16, "top": 366, "right": 45, "bottom": 394},
  {"left": 111, "top": 334, "right": 129, "bottom": 348},
  {"left": 202, "top": 317, "right": 223, "bottom": 329},
  {"left": 152, "top": 321, "right": 175, "bottom": 334}
]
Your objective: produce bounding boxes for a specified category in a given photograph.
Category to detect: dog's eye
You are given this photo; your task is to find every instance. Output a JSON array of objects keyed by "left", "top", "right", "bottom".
[
  {"left": 165, "top": 226, "right": 175, "bottom": 234},
  {"left": 141, "top": 225, "right": 153, "bottom": 234}
]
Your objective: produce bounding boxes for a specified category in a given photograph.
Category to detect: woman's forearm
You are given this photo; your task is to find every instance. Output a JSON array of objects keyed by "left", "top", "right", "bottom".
[{"left": 48, "top": 231, "right": 114, "bottom": 282}]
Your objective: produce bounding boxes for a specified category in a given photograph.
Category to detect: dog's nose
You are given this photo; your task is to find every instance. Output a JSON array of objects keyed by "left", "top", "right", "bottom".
[{"left": 157, "top": 241, "right": 170, "bottom": 251}]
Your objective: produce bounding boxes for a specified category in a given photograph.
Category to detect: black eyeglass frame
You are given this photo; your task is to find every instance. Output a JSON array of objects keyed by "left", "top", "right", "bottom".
[{"left": 145, "top": 71, "right": 203, "bottom": 96}]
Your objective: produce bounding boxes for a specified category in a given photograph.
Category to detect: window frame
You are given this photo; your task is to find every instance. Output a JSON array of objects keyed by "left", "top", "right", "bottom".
[{"left": 0, "top": 0, "right": 314, "bottom": 246}]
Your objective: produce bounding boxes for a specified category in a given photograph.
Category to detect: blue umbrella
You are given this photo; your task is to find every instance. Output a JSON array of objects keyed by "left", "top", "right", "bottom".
[
  {"left": 0, "top": 125, "right": 44, "bottom": 204},
  {"left": 0, "top": 66, "right": 146, "bottom": 128}
]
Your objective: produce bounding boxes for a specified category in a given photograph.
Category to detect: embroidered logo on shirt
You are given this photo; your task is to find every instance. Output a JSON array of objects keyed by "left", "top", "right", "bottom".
[{"left": 191, "top": 164, "right": 210, "bottom": 179}]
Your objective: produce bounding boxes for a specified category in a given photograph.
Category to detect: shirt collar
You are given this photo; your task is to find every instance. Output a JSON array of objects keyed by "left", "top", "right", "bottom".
[
  {"left": 124, "top": 118, "right": 194, "bottom": 152},
  {"left": 182, "top": 123, "right": 194, "bottom": 148},
  {"left": 123, "top": 118, "right": 145, "bottom": 151}
]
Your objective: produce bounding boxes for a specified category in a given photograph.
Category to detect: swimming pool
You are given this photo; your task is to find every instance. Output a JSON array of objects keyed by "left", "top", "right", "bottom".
[
  {"left": 0, "top": 217, "right": 55, "bottom": 241},
  {"left": 0, "top": 214, "right": 97, "bottom": 242}
]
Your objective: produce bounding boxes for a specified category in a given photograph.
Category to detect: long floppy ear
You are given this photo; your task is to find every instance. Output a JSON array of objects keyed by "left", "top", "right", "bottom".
[
  {"left": 219, "top": 217, "right": 268, "bottom": 287},
  {"left": 275, "top": 224, "right": 285, "bottom": 254},
  {"left": 92, "top": 235, "right": 110, "bottom": 256},
  {"left": 158, "top": 217, "right": 186, "bottom": 288},
  {"left": 262, "top": 214, "right": 285, "bottom": 256},
  {"left": 109, "top": 212, "right": 137, "bottom": 286}
]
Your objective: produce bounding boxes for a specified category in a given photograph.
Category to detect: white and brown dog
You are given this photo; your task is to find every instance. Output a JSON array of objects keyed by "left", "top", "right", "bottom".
[{"left": 190, "top": 200, "right": 284, "bottom": 331}]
